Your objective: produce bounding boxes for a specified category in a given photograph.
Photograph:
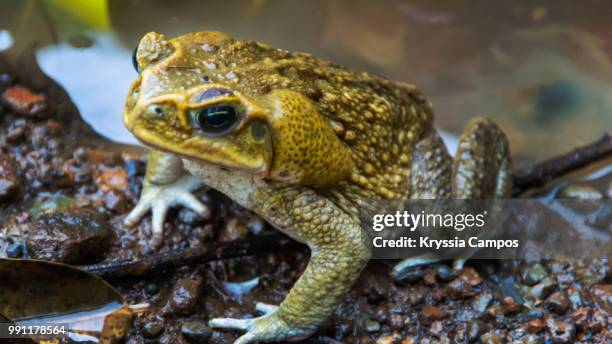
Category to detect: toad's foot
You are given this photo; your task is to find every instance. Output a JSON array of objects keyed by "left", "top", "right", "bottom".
[
  {"left": 209, "top": 303, "right": 314, "bottom": 344},
  {"left": 391, "top": 253, "right": 468, "bottom": 280},
  {"left": 123, "top": 174, "right": 209, "bottom": 248}
]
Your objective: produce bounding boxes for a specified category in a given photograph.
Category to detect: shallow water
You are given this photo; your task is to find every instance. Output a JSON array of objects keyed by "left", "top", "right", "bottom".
[{"left": 1, "top": 0, "right": 611, "bottom": 163}]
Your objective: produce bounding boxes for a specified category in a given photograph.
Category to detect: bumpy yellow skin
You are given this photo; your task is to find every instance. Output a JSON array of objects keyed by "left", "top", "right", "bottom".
[{"left": 123, "top": 31, "right": 512, "bottom": 343}]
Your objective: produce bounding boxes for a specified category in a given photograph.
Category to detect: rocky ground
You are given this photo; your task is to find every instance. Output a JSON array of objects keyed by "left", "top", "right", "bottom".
[{"left": 0, "top": 55, "right": 610, "bottom": 344}]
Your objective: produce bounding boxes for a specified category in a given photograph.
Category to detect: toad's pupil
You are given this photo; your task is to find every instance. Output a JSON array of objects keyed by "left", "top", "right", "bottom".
[
  {"left": 132, "top": 47, "right": 140, "bottom": 73},
  {"left": 197, "top": 106, "right": 237, "bottom": 132}
]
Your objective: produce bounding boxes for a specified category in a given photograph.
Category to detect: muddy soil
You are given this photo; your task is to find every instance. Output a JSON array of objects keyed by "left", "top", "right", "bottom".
[{"left": 0, "top": 54, "right": 610, "bottom": 344}]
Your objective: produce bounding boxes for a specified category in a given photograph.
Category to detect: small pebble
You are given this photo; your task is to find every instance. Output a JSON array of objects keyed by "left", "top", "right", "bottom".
[
  {"left": 556, "top": 184, "right": 603, "bottom": 200},
  {"left": 544, "top": 291, "right": 569, "bottom": 314},
  {"left": 181, "top": 320, "right": 212, "bottom": 343},
  {"left": 446, "top": 276, "right": 476, "bottom": 299},
  {"left": 365, "top": 319, "right": 380, "bottom": 333},
  {"left": 471, "top": 291, "right": 493, "bottom": 314},
  {"left": 528, "top": 277, "right": 556, "bottom": 299},
  {"left": 435, "top": 264, "right": 454, "bottom": 281},
  {"left": 6, "top": 241, "right": 22, "bottom": 258},
  {"left": 2, "top": 85, "right": 47, "bottom": 117},
  {"left": 480, "top": 331, "right": 503, "bottom": 344},
  {"left": 588, "top": 309, "right": 606, "bottom": 333},
  {"left": 393, "top": 267, "right": 425, "bottom": 283},
  {"left": 246, "top": 216, "right": 265, "bottom": 235},
  {"left": 219, "top": 217, "right": 249, "bottom": 241},
  {"left": 388, "top": 313, "right": 404, "bottom": 331},
  {"left": 0, "top": 154, "right": 19, "bottom": 200},
  {"left": 459, "top": 267, "right": 482, "bottom": 286},
  {"left": 142, "top": 321, "right": 164, "bottom": 338},
  {"left": 502, "top": 296, "right": 522, "bottom": 313},
  {"left": 545, "top": 316, "right": 575, "bottom": 343},
  {"left": 103, "top": 189, "right": 127, "bottom": 212},
  {"left": 589, "top": 284, "right": 611, "bottom": 312},
  {"left": 527, "top": 318, "right": 545, "bottom": 333},
  {"left": 168, "top": 272, "right": 204, "bottom": 315},
  {"left": 570, "top": 307, "right": 589, "bottom": 329},
  {"left": 466, "top": 320, "right": 485, "bottom": 341},
  {"left": 521, "top": 264, "right": 548, "bottom": 286},
  {"left": 419, "top": 304, "right": 448, "bottom": 325}
]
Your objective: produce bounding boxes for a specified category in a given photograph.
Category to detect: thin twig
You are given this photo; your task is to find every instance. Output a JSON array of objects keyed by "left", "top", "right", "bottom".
[
  {"left": 512, "top": 132, "right": 612, "bottom": 195},
  {"left": 79, "top": 233, "right": 299, "bottom": 278}
]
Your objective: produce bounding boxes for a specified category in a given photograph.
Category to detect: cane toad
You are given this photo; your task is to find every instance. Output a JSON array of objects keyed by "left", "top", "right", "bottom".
[{"left": 123, "top": 31, "right": 512, "bottom": 343}]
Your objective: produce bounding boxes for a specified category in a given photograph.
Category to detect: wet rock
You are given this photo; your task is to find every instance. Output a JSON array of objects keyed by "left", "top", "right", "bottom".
[
  {"left": 435, "top": 264, "right": 454, "bottom": 281},
  {"left": 480, "top": 331, "right": 503, "bottom": 344},
  {"left": 521, "top": 264, "right": 548, "bottom": 286},
  {"left": 423, "top": 269, "right": 437, "bottom": 285},
  {"left": 6, "top": 241, "right": 22, "bottom": 258},
  {"left": 446, "top": 276, "right": 476, "bottom": 299},
  {"left": 0, "top": 154, "right": 19, "bottom": 201},
  {"left": 567, "top": 290, "right": 582, "bottom": 307},
  {"left": 142, "top": 321, "right": 164, "bottom": 339},
  {"left": 556, "top": 184, "right": 603, "bottom": 200},
  {"left": 393, "top": 267, "right": 425, "bottom": 283},
  {"left": 528, "top": 277, "right": 556, "bottom": 300},
  {"left": 409, "top": 286, "right": 427, "bottom": 305},
  {"left": 502, "top": 296, "right": 521, "bottom": 313},
  {"left": 181, "top": 320, "right": 212, "bottom": 343},
  {"left": 145, "top": 283, "right": 159, "bottom": 296},
  {"left": 419, "top": 304, "right": 448, "bottom": 325},
  {"left": 365, "top": 319, "right": 380, "bottom": 333},
  {"left": 589, "top": 284, "right": 611, "bottom": 312},
  {"left": 429, "top": 320, "right": 443, "bottom": 336},
  {"left": 471, "top": 291, "right": 493, "bottom": 315},
  {"left": 62, "top": 158, "right": 93, "bottom": 184},
  {"left": 544, "top": 291, "right": 569, "bottom": 314},
  {"left": 219, "top": 217, "right": 249, "bottom": 241},
  {"left": 520, "top": 334, "right": 545, "bottom": 344},
  {"left": 388, "top": 313, "right": 404, "bottom": 331},
  {"left": 97, "top": 168, "right": 128, "bottom": 192},
  {"left": 508, "top": 327, "right": 526, "bottom": 340},
  {"left": 25, "top": 207, "right": 110, "bottom": 263},
  {"left": 104, "top": 189, "right": 127, "bottom": 212},
  {"left": 466, "top": 320, "right": 485, "bottom": 342},
  {"left": 246, "top": 216, "right": 266, "bottom": 235},
  {"left": 526, "top": 318, "right": 545, "bottom": 333},
  {"left": 459, "top": 267, "right": 482, "bottom": 286},
  {"left": 570, "top": 307, "right": 589, "bottom": 329},
  {"left": 375, "top": 333, "right": 401, "bottom": 344},
  {"left": 545, "top": 316, "right": 575, "bottom": 343},
  {"left": 168, "top": 272, "right": 204, "bottom": 315},
  {"left": 6, "top": 119, "right": 26, "bottom": 141},
  {"left": 2, "top": 85, "right": 47, "bottom": 117},
  {"left": 588, "top": 309, "right": 606, "bottom": 333}
]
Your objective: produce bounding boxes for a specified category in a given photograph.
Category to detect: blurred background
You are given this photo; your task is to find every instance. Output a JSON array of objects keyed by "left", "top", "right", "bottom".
[{"left": 1, "top": 0, "right": 611, "bottom": 166}]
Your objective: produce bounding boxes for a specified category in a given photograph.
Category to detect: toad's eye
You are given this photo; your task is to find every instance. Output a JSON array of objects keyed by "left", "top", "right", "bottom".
[
  {"left": 192, "top": 105, "right": 240, "bottom": 135},
  {"left": 132, "top": 47, "right": 140, "bottom": 73}
]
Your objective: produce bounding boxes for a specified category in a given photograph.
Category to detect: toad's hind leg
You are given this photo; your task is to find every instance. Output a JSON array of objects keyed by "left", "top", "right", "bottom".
[
  {"left": 391, "top": 119, "right": 512, "bottom": 276},
  {"left": 452, "top": 117, "right": 512, "bottom": 199}
]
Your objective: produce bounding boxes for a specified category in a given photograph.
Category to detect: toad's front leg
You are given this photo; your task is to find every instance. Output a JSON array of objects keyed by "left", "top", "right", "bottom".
[
  {"left": 209, "top": 189, "right": 370, "bottom": 343},
  {"left": 124, "top": 150, "right": 210, "bottom": 248}
]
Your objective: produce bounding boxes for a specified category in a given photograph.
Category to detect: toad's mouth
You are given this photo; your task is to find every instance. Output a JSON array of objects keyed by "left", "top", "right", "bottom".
[{"left": 131, "top": 125, "right": 270, "bottom": 178}]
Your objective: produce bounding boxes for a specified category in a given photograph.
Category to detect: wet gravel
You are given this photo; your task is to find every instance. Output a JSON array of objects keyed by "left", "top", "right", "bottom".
[{"left": 0, "top": 59, "right": 610, "bottom": 344}]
